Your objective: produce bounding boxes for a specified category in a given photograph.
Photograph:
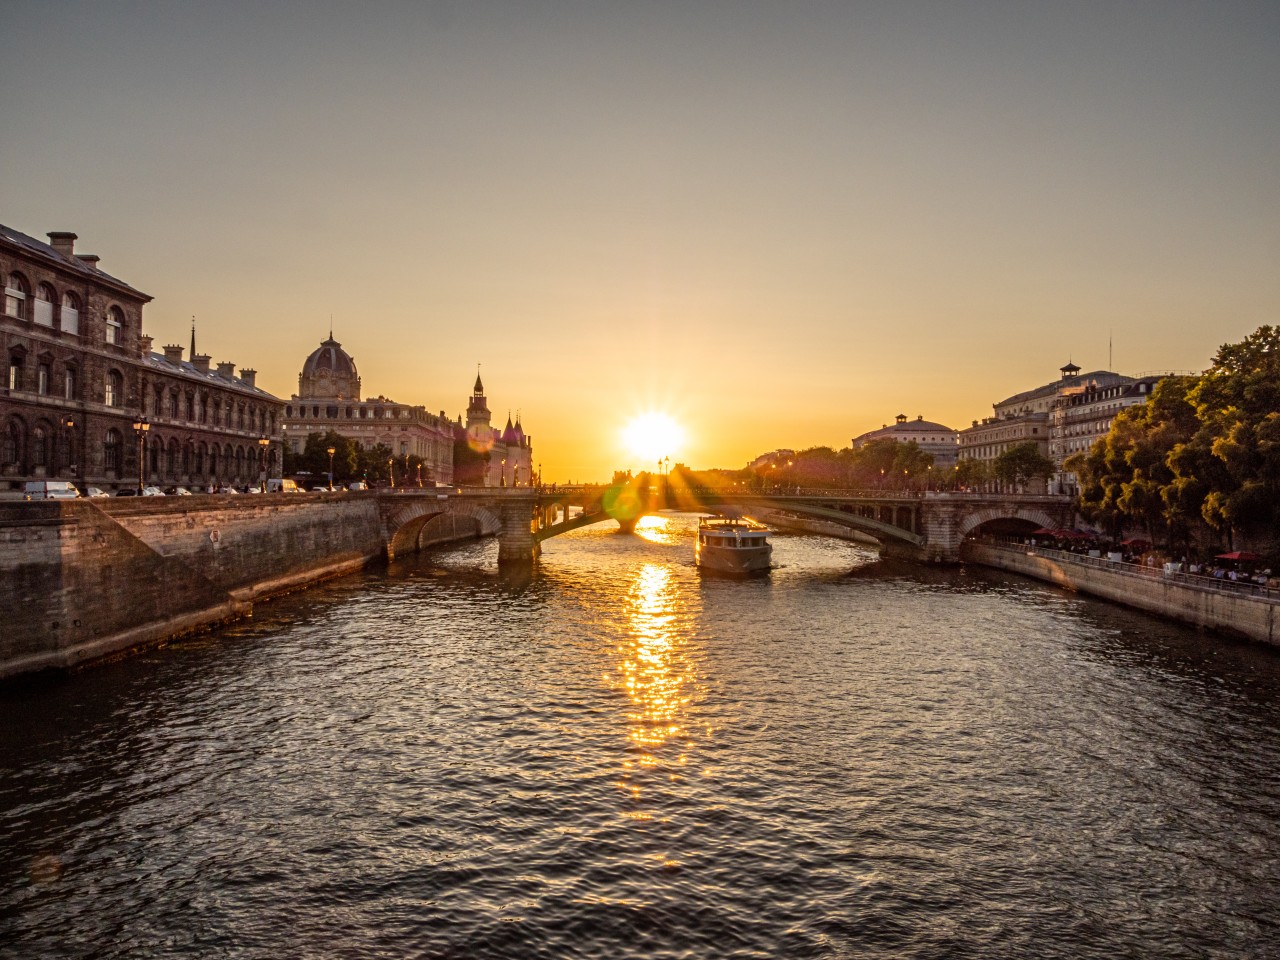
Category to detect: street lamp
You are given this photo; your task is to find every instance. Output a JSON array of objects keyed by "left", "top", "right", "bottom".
[
  {"left": 416, "top": 463, "right": 422, "bottom": 488},
  {"left": 388, "top": 457, "right": 395, "bottom": 489},
  {"left": 258, "top": 437, "right": 269, "bottom": 492},
  {"left": 62, "top": 416, "right": 75, "bottom": 477},
  {"left": 500, "top": 458, "right": 507, "bottom": 488},
  {"left": 132, "top": 416, "right": 150, "bottom": 494},
  {"left": 514, "top": 465, "right": 520, "bottom": 487},
  {"left": 327, "top": 446, "right": 336, "bottom": 491}
]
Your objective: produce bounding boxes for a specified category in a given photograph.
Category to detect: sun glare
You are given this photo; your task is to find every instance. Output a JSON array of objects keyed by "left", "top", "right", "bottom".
[{"left": 623, "top": 413, "right": 684, "bottom": 465}]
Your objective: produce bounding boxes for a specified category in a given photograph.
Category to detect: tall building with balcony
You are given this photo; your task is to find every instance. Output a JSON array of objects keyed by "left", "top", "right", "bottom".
[{"left": 2, "top": 224, "right": 284, "bottom": 492}]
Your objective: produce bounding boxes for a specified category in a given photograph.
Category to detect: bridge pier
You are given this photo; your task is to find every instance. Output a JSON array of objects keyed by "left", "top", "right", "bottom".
[{"left": 497, "top": 498, "right": 540, "bottom": 565}]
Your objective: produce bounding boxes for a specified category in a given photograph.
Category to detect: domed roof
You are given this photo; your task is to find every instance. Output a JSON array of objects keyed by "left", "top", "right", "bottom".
[{"left": 302, "top": 336, "right": 358, "bottom": 379}]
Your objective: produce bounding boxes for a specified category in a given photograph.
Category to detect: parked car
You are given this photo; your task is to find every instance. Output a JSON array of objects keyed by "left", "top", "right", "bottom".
[
  {"left": 115, "top": 488, "right": 138, "bottom": 497},
  {"left": 166, "top": 486, "right": 193, "bottom": 496},
  {"left": 80, "top": 486, "right": 110, "bottom": 498},
  {"left": 141, "top": 486, "right": 165, "bottom": 496},
  {"left": 265, "top": 478, "right": 299, "bottom": 494},
  {"left": 23, "top": 480, "right": 81, "bottom": 500},
  {"left": 347, "top": 481, "right": 369, "bottom": 492},
  {"left": 309, "top": 486, "right": 329, "bottom": 493}
]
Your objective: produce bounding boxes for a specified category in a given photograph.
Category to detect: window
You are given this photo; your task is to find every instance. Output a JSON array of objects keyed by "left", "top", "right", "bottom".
[
  {"left": 2, "top": 419, "right": 21, "bottom": 467},
  {"left": 105, "top": 370, "right": 123, "bottom": 407},
  {"left": 61, "top": 292, "right": 80, "bottom": 335},
  {"left": 105, "top": 305, "right": 124, "bottom": 345},
  {"left": 32, "top": 425, "right": 49, "bottom": 468},
  {"left": 37, "top": 362, "right": 50, "bottom": 395},
  {"left": 104, "top": 429, "right": 121, "bottom": 471},
  {"left": 34, "top": 284, "right": 55, "bottom": 326},
  {"left": 4, "top": 274, "right": 29, "bottom": 319},
  {"left": 64, "top": 366, "right": 77, "bottom": 400},
  {"left": 7, "top": 354, "right": 22, "bottom": 391}
]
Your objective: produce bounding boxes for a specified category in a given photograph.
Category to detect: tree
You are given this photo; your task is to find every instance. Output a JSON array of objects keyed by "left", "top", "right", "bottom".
[
  {"left": 993, "top": 442, "right": 1054, "bottom": 491},
  {"left": 953, "top": 458, "right": 989, "bottom": 491}
]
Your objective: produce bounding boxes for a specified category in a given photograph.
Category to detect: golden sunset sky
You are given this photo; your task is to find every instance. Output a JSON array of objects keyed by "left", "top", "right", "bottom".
[{"left": 2, "top": 1, "right": 1277, "bottom": 481}]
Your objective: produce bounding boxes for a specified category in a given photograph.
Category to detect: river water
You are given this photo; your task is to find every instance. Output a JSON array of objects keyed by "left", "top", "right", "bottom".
[{"left": 3, "top": 513, "right": 1279, "bottom": 959}]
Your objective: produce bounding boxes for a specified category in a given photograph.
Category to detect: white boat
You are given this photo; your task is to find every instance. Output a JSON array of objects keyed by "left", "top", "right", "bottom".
[{"left": 696, "top": 516, "right": 773, "bottom": 574}]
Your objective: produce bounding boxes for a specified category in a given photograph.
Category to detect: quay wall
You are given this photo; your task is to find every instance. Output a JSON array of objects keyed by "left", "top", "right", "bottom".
[
  {"left": 0, "top": 495, "right": 385, "bottom": 679},
  {"left": 966, "top": 542, "right": 1278, "bottom": 647}
]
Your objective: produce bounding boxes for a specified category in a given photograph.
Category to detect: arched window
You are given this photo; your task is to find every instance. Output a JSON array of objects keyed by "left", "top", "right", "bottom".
[
  {"left": 152, "top": 384, "right": 163, "bottom": 417},
  {"left": 104, "top": 429, "right": 122, "bottom": 472},
  {"left": 34, "top": 284, "right": 55, "bottom": 326},
  {"left": 32, "top": 424, "right": 50, "bottom": 469},
  {"left": 105, "top": 305, "right": 124, "bottom": 345},
  {"left": 168, "top": 388, "right": 179, "bottom": 418},
  {"left": 105, "top": 370, "right": 124, "bottom": 407},
  {"left": 61, "top": 292, "right": 80, "bottom": 335},
  {"left": 235, "top": 445, "right": 245, "bottom": 478},
  {"left": 185, "top": 392, "right": 194, "bottom": 421},
  {"left": 166, "top": 438, "right": 178, "bottom": 476},
  {"left": 5, "top": 274, "right": 29, "bottom": 320},
  {"left": 2, "top": 418, "right": 23, "bottom": 469},
  {"left": 209, "top": 444, "right": 219, "bottom": 477},
  {"left": 37, "top": 360, "right": 50, "bottom": 395}
]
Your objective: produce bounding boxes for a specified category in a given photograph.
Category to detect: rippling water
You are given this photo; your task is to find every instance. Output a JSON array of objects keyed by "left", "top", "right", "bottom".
[{"left": 3, "top": 514, "right": 1280, "bottom": 958}]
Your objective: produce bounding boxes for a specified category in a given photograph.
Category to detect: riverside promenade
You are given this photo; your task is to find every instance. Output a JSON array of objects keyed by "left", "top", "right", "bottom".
[{"left": 965, "top": 541, "right": 1279, "bottom": 647}]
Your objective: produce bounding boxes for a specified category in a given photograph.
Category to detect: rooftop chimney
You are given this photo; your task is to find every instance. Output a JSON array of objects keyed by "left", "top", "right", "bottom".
[
  {"left": 74, "top": 254, "right": 100, "bottom": 271},
  {"left": 239, "top": 368, "right": 257, "bottom": 388},
  {"left": 216, "top": 361, "right": 236, "bottom": 378},
  {"left": 140, "top": 335, "right": 154, "bottom": 357},
  {"left": 47, "top": 232, "right": 77, "bottom": 258},
  {"left": 192, "top": 354, "right": 211, "bottom": 374},
  {"left": 163, "top": 344, "right": 184, "bottom": 364}
]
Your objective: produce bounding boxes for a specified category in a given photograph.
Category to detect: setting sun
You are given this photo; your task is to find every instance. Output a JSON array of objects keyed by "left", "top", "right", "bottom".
[{"left": 623, "top": 413, "right": 685, "bottom": 465}]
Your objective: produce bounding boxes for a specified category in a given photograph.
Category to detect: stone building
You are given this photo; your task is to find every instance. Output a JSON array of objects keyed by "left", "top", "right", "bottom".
[
  {"left": 456, "top": 372, "right": 533, "bottom": 487},
  {"left": 852, "top": 414, "right": 959, "bottom": 468},
  {"left": 283, "top": 336, "right": 457, "bottom": 484},
  {"left": 958, "top": 362, "right": 1147, "bottom": 493},
  {"left": 1048, "top": 374, "right": 1164, "bottom": 495},
  {"left": 2, "top": 224, "right": 284, "bottom": 492}
]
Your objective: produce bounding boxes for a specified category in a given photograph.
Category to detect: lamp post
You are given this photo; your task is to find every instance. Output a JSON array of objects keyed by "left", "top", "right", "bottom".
[
  {"left": 388, "top": 457, "right": 395, "bottom": 489},
  {"left": 132, "top": 416, "right": 150, "bottom": 494},
  {"left": 62, "top": 416, "right": 75, "bottom": 477},
  {"left": 327, "top": 446, "right": 335, "bottom": 491},
  {"left": 416, "top": 463, "right": 422, "bottom": 487},
  {"left": 500, "top": 458, "right": 506, "bottom": 488},
  {"left": 514, "top": 465, "right": 520, "bottom": 488},
  {"left": 258, "top": 437, "right": 269, "bottom": 492}
]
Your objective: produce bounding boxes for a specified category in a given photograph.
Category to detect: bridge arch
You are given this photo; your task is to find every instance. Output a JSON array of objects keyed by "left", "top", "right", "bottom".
[
  {"left": 957, "top": 506, "right": 1058, "bottom": 540},
  {"left": 384, "top": 500, "right": 501, "bottom": 559}
]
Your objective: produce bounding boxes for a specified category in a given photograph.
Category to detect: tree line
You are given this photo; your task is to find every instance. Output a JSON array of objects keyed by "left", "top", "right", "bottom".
[{"left": 1067, "top": 325, "right": 1279, "bottom": 552}]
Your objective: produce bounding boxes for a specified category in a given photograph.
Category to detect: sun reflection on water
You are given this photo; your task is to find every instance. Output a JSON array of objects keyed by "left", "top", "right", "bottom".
[
  {"left": 633, "top": 514, "right": 679, "bottom": 546},
  {"left": 621, "top": 563, "right": 688, "bottom": 752}
]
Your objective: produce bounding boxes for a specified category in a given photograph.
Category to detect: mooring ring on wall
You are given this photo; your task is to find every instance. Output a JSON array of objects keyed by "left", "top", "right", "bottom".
[{"left": 210, "top": 529, "right": 221, "bottom": 544}]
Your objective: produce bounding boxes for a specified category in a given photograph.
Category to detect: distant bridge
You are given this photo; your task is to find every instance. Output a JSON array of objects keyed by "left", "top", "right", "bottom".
[{"left": 375, "top": 485, "right": 1074, "bottom": 564}]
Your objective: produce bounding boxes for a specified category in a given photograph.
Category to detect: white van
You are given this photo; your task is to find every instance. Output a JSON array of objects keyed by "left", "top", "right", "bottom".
[
  {"left": 265, "top": 478, "right": 300, "bottom": 494},
  {"left": 24, "top": 480, "right": 81, "bottom": 500}
]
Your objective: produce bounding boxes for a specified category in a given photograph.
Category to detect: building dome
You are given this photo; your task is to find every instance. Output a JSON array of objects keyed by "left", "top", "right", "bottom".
[{"left": 298, "top": 336, "right": 361, "bottom": 400}]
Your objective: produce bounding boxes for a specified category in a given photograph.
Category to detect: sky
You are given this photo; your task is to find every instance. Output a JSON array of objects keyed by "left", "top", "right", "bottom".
[{"left": 3, "top": 1, "right": 1277, "bottom": 481}]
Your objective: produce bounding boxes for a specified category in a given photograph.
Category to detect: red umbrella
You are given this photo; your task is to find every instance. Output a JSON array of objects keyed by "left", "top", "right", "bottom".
[
  {"left": 1216, "top": 551, "right": 1261, "bottom": 562},
  {"left": 1120, "top": 537, "right": 1151, "bottom": 546}
]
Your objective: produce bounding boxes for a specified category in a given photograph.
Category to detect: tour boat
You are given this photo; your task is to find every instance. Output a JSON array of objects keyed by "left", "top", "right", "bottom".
[{"left": 696, "top": 516, "right": 773, "bottom": 574}]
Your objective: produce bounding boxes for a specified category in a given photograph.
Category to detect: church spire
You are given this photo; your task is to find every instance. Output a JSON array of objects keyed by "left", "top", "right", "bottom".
[
  {"left": 473, "top": 363, "right": 484, "bottom": 395},
  {"left": 189, "top": 316, "right": 196, "bottom": 359}
]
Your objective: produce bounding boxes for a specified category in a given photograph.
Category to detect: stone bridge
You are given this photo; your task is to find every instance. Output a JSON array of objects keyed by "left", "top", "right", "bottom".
[{"left": 376, "top": 486, "right": 1074, "bottom": 564}]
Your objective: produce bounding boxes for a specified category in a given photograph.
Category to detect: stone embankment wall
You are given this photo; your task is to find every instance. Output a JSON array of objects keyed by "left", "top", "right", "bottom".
[
  {"left": 966, "top": 542, "right": 1278, "bottom": 647},
  {"left": 0, "top": 494, "right": 385, "bottom": 678}
]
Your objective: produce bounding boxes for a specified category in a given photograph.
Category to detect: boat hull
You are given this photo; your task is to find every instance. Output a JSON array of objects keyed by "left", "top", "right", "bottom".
[{"left": 695, "top": 542, "right": 773, "bottom": 574}]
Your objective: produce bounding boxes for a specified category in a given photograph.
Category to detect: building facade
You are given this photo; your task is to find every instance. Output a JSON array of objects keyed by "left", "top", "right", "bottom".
[
  {"left": 1048, "top": 375, "right": 1163, "bottom": 495},
  {"left": 283, "top": 336, "right": 456, "bottom": 484},
  {"left": 2, "top": 224, "right": 284, "bottom": 492},
  {"left": 853, "top": 414, "right": 959, "bottom": 468},
  {"left": 456, "top": 372, "right": 533, "bottom": 487}
]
